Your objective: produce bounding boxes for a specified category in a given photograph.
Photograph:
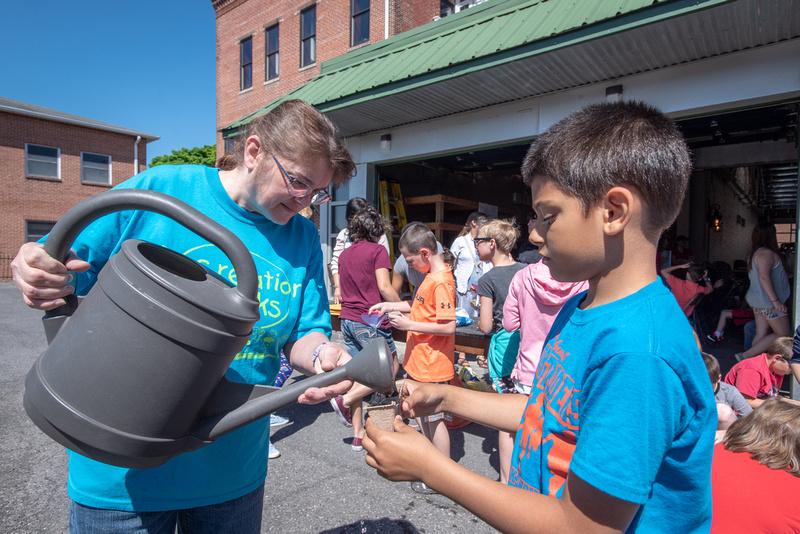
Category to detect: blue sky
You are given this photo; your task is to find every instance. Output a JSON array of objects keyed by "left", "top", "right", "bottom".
[{"left": 0, "top": 1, "right": 217, "bottom": 164}]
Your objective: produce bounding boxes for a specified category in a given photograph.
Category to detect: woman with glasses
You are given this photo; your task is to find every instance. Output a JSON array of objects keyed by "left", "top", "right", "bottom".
[{"left": 11, "top": 100, "right": 356, "bottom": 534}]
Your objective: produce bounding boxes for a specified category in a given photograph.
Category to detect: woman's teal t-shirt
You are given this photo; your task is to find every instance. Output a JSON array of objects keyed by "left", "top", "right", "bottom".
[{"left": 60, "top": 165, "right": 331, "bottom": 511}]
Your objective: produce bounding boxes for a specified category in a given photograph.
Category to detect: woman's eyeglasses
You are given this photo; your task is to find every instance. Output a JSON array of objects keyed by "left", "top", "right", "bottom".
[{"left": 273, "top": 155, "right": 331, "bottom": 206}]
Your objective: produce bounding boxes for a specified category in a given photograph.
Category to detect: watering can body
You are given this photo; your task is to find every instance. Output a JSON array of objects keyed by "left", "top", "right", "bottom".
[{"left": 23, "top": 189, "right": 395, "bottom": 469}]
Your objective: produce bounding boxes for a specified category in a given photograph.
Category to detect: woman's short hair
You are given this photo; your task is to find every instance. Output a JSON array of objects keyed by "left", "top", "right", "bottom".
[
  {"left": 347, "top": 206, "right": 386, "bottom": 243},
  {"left": 479, "top": 219, "right": 520, "bottom": 254},
  {"left": 226, "top": 99, "right": 355, "bottom": 184},
  {"left": 723, "top": 398, "right": 800, "bottom": 476}
]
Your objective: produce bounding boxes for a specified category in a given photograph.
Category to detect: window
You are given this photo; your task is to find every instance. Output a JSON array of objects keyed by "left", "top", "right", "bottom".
[
  {"left": 25, "top": 144, "right": 60, "bottom": 180},
  {"left": 240, "top": 36, "right": 253, "bottom": 90},
  {"left": 81, "top": 152, "right": 112, "bottom": 185},
  {"left": 351, "top": 0, "right": 369, "bottom": 46},
  {"left": 26, "top": 220, "right": 55, "bottom": 243},
  {"left": 265, "top": 24, "right": 279, "bottom": 81},
  {"left": 300, "top": 5, "right": 316, "bottom": 67},
  {"left": 224, "top": 137, "right": 237, "bottom": 155},
  {"left": 440, "top": 0, "right": 486, "bottom": 17}
]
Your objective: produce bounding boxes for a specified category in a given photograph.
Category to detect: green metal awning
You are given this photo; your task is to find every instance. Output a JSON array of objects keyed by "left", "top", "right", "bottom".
[{"left": 223, "top": 0, "right": 798, "bottom": 138}]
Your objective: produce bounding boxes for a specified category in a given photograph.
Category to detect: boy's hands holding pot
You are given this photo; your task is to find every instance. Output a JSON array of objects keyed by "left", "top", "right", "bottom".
[
  {"left": 363, "top": 380, "right": 450, "bottom": 481},
  {"left": 11, "top": 242, "right": 90, "bottom": 310}
]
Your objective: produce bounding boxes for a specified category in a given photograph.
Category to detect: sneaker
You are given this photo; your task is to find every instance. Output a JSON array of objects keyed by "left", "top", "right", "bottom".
[
  {"left": 705, "top": 332, "right": 724, "bottom": 343},
  {"left": 410, "top": 481, "right": 437, "bottom": 495},
  {"left": 329, "top": 395, "right": 353, "bottom": 427},
  {"left": 268, "top": 440, "right": 281, "bottom": 459},
  {"left": 270, "top": 414, "right": 291, "bottom": 428},
  {"left": 351, "top": 437, "right": 363, "bottom": 452}
]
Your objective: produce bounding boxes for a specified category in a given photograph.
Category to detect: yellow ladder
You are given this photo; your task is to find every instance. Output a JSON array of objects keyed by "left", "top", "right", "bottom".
[{"left": 379, "top": 180, "right": 407, "bottom": 260}]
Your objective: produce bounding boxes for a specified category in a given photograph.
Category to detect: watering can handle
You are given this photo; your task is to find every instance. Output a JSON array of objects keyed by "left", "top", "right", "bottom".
[{"left": 43, "top": 189, "right": 259, "bottom": 318}]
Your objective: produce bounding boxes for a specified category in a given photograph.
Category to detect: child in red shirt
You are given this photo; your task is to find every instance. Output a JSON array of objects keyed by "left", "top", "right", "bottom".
[
  {"left": 660, "top": 262, "right": 717, "bottom": 316},
  {"left": 724, "top": 337, "right": 793, "bottom": 408},
  {"left": 711, "top": 398, "right": 800, "bottom": 534}
]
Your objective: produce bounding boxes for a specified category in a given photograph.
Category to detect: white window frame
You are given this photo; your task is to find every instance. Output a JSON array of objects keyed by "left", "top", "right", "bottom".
[
  {"left": 80, "top": 151, "right": 113, "bottom": 186},
  {"left": 25, "top": 143, "right": 61, "bottom": 181}
]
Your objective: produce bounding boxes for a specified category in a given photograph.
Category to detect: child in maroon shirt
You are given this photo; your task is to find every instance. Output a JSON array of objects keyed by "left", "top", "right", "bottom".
[{"left": 335, "top": 205, "right": 401, "bottom": 450}]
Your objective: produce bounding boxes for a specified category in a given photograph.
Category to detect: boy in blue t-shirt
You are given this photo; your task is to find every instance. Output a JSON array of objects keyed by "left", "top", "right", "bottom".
[{"left": 363, "top": 101, "right": 716, "bottom": 533}]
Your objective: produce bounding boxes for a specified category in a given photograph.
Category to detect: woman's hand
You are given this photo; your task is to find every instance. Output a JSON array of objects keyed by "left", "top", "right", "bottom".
[
  {"left": 363, "top": 417, "right": 441, "bottom": 481},
  {"left": 297, "top": 342, "right": 353, "bottom": 404},
  {"left": 773, "top": 300, "right": 788, "bottom": 314},
  {"left": 11, "top": 242, "right": 90, "bottom": 310},
  {"left": 333, "top": 286, "right": 341, "bottom": 305}
]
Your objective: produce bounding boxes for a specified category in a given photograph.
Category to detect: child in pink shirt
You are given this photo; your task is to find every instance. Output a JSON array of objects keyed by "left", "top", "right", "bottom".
[{"left": 502, "top": 261, "right": 587, "bottom": 393}]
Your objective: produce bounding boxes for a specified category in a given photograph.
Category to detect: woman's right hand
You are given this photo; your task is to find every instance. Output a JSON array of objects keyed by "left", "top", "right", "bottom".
[
  {"left": 333, "top": 286, "right": 341, "bottom": 305},
  {"left": 398, "top": 380, "right": 448, "bottom": 418},
  {"left": 773, "top": 300, "right": 788, "bottom": 314},
  {"left": 10, "top": 242, "right": 90, "bottom": 310}
]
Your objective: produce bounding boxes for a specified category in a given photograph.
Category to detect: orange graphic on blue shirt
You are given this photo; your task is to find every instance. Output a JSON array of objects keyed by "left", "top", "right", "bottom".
[{"left": 509, "top": 332, "right": 579, "bottom": 497}]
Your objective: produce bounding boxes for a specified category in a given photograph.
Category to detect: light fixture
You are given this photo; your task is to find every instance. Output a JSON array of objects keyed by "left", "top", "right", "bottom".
[
  {"left": 380, "top": 134, "right": 392, "bottom": 151},
  {"left": 709, "top": 204, "right": 723, "bottom": 232},
  {"left": 605, "top": 84, "right": 624, "bottom": 102}
]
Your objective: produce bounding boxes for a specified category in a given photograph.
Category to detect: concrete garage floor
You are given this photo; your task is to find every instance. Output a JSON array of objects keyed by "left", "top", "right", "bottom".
[{"left": 0, "top": 283, "right": 499, "bottom": 533}]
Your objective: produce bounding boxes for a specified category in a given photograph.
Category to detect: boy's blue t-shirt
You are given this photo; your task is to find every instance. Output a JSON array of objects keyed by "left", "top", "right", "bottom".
[
  {"left": 509, "top": 279, "right": 716, "bottom": 532},
  {"left": 58, "top": 165, "right": 331, "bottom": 511}
]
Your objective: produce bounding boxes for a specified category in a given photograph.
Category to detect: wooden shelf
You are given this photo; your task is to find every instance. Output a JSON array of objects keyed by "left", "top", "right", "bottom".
[
  {"left": 405, "top": 195, "right": 478, "bottom": 210},
  {"left": 404, "top": 195, "right": 478, "bottom": 242}
]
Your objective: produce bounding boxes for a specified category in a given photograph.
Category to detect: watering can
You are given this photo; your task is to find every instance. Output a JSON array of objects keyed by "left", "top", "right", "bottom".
[{"left": 23, "top": 189, "right": 394, "bottom": 469}]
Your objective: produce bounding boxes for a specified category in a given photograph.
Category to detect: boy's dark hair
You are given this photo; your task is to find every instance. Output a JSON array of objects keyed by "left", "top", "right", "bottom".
[
  {"left": 521, "top": 101, "right": 691, "bottom": 236},
  {"left": 702, "top": 352, "right": 721, "bottom": 383},
  {"left": 399, "top": 222, "right": 437, "bottom": 253},
  {"left": 767, "top": 337, "right": 793, "bottom": 361},
  {"left": 348, "top": 206, "right": 386, "bottom": 243}
]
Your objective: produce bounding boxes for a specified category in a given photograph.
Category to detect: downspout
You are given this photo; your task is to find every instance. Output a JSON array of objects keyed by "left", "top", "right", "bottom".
[
  {"left": 793, "top": 109, "right": 800, "bottom": 401},
  {"left": 384, "top": 0, "right": 389, "bottom": 39},
  {"left": 133, "top": 135, "right": 142, "bottom": 173}
]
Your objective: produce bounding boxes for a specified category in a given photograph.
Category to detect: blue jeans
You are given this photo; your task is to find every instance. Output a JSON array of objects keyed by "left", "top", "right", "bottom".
[
  {"left": 68, "top": 485, "right": 264, "bottom": 534},
  {"left": 340, "top": 318, "right": 397, "bottom": 358}
]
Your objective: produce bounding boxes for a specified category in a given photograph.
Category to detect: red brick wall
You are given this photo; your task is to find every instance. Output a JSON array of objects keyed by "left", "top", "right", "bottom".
[
  {"left": 0, "top": 111, "right": 148, "bottom": 277},
  {"left": 214, "top": 0, "right": 438, "bottom": 151},
  {"left": 393, "top": 0, "right": 438, "bottom": 33}
]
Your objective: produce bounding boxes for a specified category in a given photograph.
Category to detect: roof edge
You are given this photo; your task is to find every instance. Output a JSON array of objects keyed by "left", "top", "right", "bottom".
[{"left": 0, "top": 99, "right": 159, "bottom": 141}]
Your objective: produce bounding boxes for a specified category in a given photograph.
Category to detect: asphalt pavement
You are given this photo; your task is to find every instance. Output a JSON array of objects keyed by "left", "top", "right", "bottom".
[{"left": 0, "top": 282, "right": 500, "bottom": 533}]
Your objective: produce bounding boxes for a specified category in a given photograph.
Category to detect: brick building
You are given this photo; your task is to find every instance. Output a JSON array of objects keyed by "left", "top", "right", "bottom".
[
  {"left": 212, "top": 0, "right": 486, "bottom": 151},
  {"left": 0, "top": 97, "right": 158, "bottom": 277}
]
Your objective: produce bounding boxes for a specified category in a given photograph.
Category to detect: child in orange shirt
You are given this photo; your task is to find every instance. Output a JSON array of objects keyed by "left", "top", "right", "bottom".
[{"left": 371, "top": 222, "right": 456, "bottom": 494}]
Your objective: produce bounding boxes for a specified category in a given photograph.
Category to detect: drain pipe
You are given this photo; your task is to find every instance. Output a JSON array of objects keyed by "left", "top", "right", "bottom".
[
  {"left": 133, "top": 135, "right": 142, "bottom": 172},
  {"left": 384, "top": 0, "right": 389, "bottom": 39}
]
